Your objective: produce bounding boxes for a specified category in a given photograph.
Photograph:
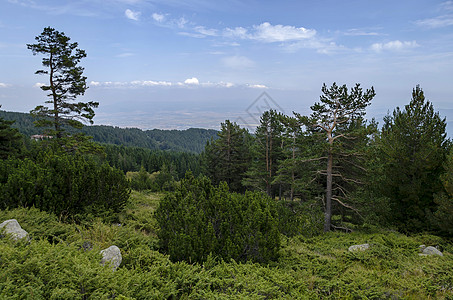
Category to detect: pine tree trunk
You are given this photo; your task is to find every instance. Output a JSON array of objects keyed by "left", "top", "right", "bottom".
[
  {"left": 324, "top": 145, "right": 333, "bottom": 231},
  {"left": 291, "top": 138, "right": 295, "bottom": 201},
  {"left": 49, "top": 53, "right": 62, "bottom": 139}
]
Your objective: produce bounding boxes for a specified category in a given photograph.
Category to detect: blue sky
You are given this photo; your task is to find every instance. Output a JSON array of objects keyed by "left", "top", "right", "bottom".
[{"left": 1, "top": 0, "right": 452, "bottom": 132}]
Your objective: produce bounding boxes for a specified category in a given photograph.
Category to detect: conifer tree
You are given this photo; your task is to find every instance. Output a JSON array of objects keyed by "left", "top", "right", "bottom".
[
  {"left": 244, "top": 110, "right": 284, "bottom": 197},
  {"left": 431, "top": 147, "right": 453, "bottom": 235},
  {"left": 0, "top": 106, "right": 23, "bottom": 159},
  {"left": 27, "top": 27, "right": 98, "bottom": 139},
  {"left": 203, "top": 120, "right": 251, "bottom": 192},
  {"left": 378, "top": 85, "right": 448, "bottom": 232},
  {"left": 306, "top": 83, "right": 375, "bottom": 231}
]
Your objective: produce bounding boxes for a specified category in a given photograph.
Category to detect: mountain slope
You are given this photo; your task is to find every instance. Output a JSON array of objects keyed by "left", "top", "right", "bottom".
[{"left": 0, "top": 110, "right": 218, "bottom": 153}]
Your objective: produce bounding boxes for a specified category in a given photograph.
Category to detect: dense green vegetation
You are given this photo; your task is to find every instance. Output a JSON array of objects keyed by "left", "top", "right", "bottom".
[
  {"left": 156, "top": 173, "right": 280, "bottom": 264},
  {"left": 0, "top": 146, "right": 130, "bottom": 222},
  {"left": 0, "top": 108, "right": 23, "bottom": 159},
  {"left": 0, "top": 193, "right": 452, "bottom": 299},
  {"left": 103, "top": 144, "right": 202, "bottom": 179}
]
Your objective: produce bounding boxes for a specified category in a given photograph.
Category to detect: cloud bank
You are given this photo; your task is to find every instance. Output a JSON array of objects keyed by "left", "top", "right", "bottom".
[{"left": 89, "top": 78, "right": 268, "bottom": 89}]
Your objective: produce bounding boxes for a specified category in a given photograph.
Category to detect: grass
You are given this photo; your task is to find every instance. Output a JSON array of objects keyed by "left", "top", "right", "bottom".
[{"left": 0, "top": 191, "right": 452, "bottom": 299}]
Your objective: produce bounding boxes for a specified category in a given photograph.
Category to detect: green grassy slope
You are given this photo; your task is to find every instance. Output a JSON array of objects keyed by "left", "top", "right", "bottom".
[{"left": 0, "top": 191, "right": 452, "bottom": 299}]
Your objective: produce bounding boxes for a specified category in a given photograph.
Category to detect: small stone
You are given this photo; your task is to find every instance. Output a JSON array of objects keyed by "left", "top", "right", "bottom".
[
  {"left": 0, "top": 219, "right": 28, "bottom": 241},
  {"left": 422, "top": 246, "right": 443, "bottom": 256},
  {"left": 348, "top": 243, "right": 370, "bottom": 252},
  {"left": 100, "top": 245, "right": 122, "bottom": 271}
]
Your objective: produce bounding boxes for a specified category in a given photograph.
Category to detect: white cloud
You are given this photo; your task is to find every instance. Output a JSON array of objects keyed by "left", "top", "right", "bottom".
[
  {"left": 0, "top": 83, "right": 10, "bottom": 88},
  {"left": 33, "top": 82, "right": 45, "bottom": 88},
  {"left": 176, "top": 17, "right": 188, "bottom": 28},
  {"left": 178, "top": 32, "right": 207, "bottom": 38},
  {"left": 125, "top": 9, "right": 140, "bottom": 21},
  {"left": 280, "top": 38, "right": 347, "bottom": 54},
  {"left": 218, "top": 82, "right": 234, "bottom": 88},
  {"left": 184, "top": 77, "right": 199, "bottom": 85},
  {"left": 247, "top": 84, "right": 268, "bottom": 89},
  {"left": 251, "top": 22, "right": 316, "bottom": 42},
  {"left": 194, "top": 26, "right": 218, "bottom": 37},
  {"left": 344, "top": 28, "right": 380, "bottom": 36},
  {"left": 416, "top": 15, "right": 453, "bottom": 28},
  {"left": 132, "top": 80, "right": 172, "bottom": 86},
  {"left": 152, "top": 15, "right": 319, "bottom": 49},
  {"left": 415, "top": 1, "right": 453, "bottom": 28},
  {"left": 201, "top": 81, "right": 235, "bottom": 88},
  {"left": 179, "top": 26, "right": 218, "bottom": 38},
  {"left": 223, "top": 22, "right": 316, "bottom": 43},
  {"left": 371, "top": 40, "right": 419, "bottom": 52},
  {"left": 224, "top": 27, "right": 248, "bottom": 39},
  {"left": 222, "top": 55, "right": 255, "bottom": 69},
  {"left": 152, "top": 13, "right": 165, "bottom": 22}
]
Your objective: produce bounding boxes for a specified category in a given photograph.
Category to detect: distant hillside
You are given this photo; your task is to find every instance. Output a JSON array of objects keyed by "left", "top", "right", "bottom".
[{"left": 0, "top": 110, "right": 218, "bottom": 153}]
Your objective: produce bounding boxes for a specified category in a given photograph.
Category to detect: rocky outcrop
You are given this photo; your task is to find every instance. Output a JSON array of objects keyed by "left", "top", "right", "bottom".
[
  {"left": 0, "top": 219, "right": 28, "bottom": 241},
  {"left": 348, "top": 243, "right": 370, "bottom": 252},
  {"left": 100, "top": 245, "right": 122, "bottom": 271}
]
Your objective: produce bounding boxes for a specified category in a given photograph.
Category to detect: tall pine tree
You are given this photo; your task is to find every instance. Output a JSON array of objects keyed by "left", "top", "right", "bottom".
[
  {"left": 203, "top": 120, "right": 251, "bottom": 192},
  {"left": 306, "top": 83, "right": 375, "bottom": 231},
  {"left": 377, "top": 85, "right": 448, "bottom": 232},
  {"left": 27, "top": 27, "right": 98, "bottom": 139}
]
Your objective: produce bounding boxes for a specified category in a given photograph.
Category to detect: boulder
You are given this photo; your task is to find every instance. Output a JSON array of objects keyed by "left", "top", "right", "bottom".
[
  {"left": 348, "top": 243, "right": 370, "bottom": 252},
  {"left": 419, "top": 245, "right": 443, "bottom": 256},
  {"left": 100, "top": 245, "right": 122, "bottom": 271},
  {"left": 0, "top": 219, "right": 28, "bottom": 241}
]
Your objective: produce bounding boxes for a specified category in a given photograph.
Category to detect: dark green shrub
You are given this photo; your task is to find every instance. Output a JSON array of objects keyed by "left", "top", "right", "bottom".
[
  {"left": 277, "top": 199, "right": 324, "bottom": 237},
  {"left": 155, "top": 173, "right": 280, "bottom": 264},
  {"left": 0, "top": 150, "right": 130, "bottom": 221}
]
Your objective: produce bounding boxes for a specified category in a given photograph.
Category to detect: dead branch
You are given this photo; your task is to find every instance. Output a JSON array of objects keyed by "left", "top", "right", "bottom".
[
  {"left": 330, "top": 223, "right": 353, "bottom": 233},
  {"left": 332, "top": 196, "right": 364, "bottom": 219}
]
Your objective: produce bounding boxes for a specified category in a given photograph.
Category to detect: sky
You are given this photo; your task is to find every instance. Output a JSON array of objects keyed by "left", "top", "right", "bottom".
[{"left": 0, "top": 0, "right": 452, "bottom": 133}]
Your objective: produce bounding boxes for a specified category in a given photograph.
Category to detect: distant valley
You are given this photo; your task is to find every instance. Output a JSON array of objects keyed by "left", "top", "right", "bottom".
[{"left": 0, "top": 110, "right": 218, "bottom": 154}]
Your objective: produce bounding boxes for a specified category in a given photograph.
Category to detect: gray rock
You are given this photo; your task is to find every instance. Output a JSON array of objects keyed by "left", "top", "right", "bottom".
[
  {"left": 0, "top": 219, "right": 28, "bottom": 241},
  {"left": 100, "top": 245, "right": 122, "bottom": 271},
  {"left": 348, "top": 243, "right": 370, "bottom": 252},
  {"left": 421, "top": 246, "right": 443, "bottom": 256}
]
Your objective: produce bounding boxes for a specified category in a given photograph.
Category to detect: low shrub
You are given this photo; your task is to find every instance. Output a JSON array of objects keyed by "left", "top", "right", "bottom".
[
  {"left": 0, "top": 150, "right": 130, "bottom": 222},
  {"left": 155, "top": 173, "right": 280, "bottom": 264}
]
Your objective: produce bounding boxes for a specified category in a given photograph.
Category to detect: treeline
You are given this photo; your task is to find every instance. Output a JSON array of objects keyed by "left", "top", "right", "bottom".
[
  {"left": 202, "top": 84, "right": 452, "bottom": 235},
  {"left": 103, "top": 144, "right": 202, "bottom": 179},
  {"left": 0, "top": 110, "right": 217, "bottom": 154}
]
